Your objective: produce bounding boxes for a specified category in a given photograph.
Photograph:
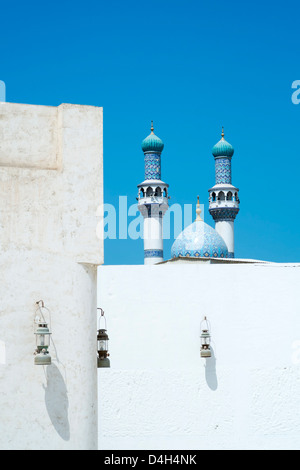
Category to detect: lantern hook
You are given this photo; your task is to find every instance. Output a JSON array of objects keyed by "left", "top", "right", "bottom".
[
  {"left": 97, "top": 308, "right": 107, "bottom": 329},
  {"left": 200, "top": 316, "right": 210, "bottom": 333},
  {"left": 34, "top": 300, "right": 51, "bottom": 329}
]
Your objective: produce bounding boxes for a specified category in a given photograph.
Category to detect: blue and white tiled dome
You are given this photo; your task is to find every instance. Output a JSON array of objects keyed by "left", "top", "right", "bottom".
[
  {"left": 171, "top": 198, "right": 229, "bottom": 259},
  {"left": 141, "top": 122, "right": 164, "bottom": 154}
]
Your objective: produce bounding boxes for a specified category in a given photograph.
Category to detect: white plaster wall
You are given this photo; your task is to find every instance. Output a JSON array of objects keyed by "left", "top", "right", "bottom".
[
  {"left": 0, "top": 103, "right": 59, "bottom": 170},
  {"left": 215, "top": 220, "right": 234, "bottom": 254},
  {"left": 144, "top": 217, "right": 164, "bottom": 265},
  {"left": 0, "top": 102, "right": 103, "bottom": 450},
  {"left": 98, "top": 263, "right": 300, "bottom": 450}
]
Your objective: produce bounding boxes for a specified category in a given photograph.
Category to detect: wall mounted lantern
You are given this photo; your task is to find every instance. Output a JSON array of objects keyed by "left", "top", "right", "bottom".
[
  {"left": 34, "top": 300, "right": 52, "bottom": 366},
  {"left": 97, "top": 308, "right": 110, "bottom": 368},
  {"left": 200, "top": 316, "right": 211, "bottom": 359}
]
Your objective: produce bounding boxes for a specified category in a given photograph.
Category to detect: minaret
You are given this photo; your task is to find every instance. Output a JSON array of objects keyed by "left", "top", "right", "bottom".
[
  {"left": 208, "top": 127, "right": 239, "bottom": 258},
  {"left": 137, "top": 122, "right": 169, "bottom": 265}
]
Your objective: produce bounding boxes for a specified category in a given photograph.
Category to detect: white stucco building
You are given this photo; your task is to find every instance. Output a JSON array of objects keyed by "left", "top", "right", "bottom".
[
  {"left": 98, "top": 260, "right": 300, "bottom": 450},
  {"left": 0, "top": 102, "right": 103, "bottom": 450}
]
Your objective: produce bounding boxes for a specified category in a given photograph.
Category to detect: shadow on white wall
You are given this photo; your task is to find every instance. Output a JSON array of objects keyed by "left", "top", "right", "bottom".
[
  {"left": 205, "top": 348, "right": 218, "bottom": 391},
  {"left": 43, "top": 363, "right": 70, "bottom": 441}
]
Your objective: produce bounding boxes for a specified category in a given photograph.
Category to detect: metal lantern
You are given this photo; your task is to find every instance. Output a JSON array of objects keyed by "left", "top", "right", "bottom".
[
  {"left": 200, "top": 317, "right": 211, "bottom": 359},
  {"left": 97, "top": 308, "right": 110, "bottom": 368},
  {"left": 34, "top": 300, "right": 52, "bottom": 366},
  {"left": 34, "top": 322, "right": 52, "bottom": 365}
]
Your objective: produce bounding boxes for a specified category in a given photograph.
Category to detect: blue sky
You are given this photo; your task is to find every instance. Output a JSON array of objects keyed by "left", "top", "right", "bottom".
[{"left": 1, "top": 0, "right": 300, "bottom": 264}]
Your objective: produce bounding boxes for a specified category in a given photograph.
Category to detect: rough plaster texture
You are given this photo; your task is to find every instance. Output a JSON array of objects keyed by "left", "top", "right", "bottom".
[
  {"left": 98, "top": 263, "right": 300, "bottom": 450},
  {"left": 0, "top": 102, "right": 103, "bottom": 450}
]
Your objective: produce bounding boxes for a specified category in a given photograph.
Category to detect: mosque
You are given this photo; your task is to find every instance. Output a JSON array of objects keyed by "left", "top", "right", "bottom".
[
  {"left": 138, "top": 122, "right": 240, "bottom": 264},
  {"left": 96, "top": 123, "right": 300, "bottom": 451}
]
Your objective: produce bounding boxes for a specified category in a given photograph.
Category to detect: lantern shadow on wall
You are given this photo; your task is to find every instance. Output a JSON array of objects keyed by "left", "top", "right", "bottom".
[
  {"left": 43, "top": 363, "right": 70, "bottom": 441},
  {"left": 205, "top": 347, "right": 218, "bottom": 391}
]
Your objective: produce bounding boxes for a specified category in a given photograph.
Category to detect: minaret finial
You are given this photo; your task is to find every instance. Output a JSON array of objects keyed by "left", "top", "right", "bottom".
[
  {"left": 196, "top": 195, "right": 202, "bottom": 221},
  {"left": 151, "top": 120, "right": 154, "bottom": 134},
  {"left": 221, "top": 126, "right": 225, "bottom": 139}
]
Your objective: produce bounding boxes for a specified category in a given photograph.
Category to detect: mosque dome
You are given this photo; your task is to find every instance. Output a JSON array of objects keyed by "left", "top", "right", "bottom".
[
  {"left": 212, "top": 127, "right": 234, "bottom": 158},
  {"left": 171, "top": 197, "right": 229, "bottom": 259},
  {"left": 141, "top": 121, "right": 164, "bottom": 154}
]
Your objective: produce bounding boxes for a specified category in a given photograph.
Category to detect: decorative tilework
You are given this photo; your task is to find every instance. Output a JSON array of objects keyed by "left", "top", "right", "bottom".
[
  {"left": 228, "top": 252, "right": 234, "bottom": 258},
  {"left": 171, "top": 220, "right": 228, "bottom": 259},
  {"left": 215, "top": 157, "right": 231, "bottom": 184},
  {"left": 144, "top": 153, "right": 161, "bottom": 180},
  {"left": 144, "top": 249, "right": 163, "bottom": 258},
  {"left": 209, "top": 207, "right": 239, "bottom": 221}
]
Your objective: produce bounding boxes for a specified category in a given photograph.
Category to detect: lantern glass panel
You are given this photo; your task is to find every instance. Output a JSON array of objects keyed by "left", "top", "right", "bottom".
[
  {"left": 36, "top": 324, "right": 51, "bottom": 348},
  {"left": 201, "top": 331, "right": 210, "bottom": 345},
  {"left": 37, "top": 334, "right": 50, "bottom": 348},
  {"left": 98, "top": 339, "right": 108, "bottom": 351}
]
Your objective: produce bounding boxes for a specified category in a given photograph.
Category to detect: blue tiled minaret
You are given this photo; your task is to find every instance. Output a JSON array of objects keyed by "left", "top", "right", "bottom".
[
  {"left": 137, "top": 122, "right": 169, "bottom": 265},
  {"left": 208, "top": 128, "right": 240, "bottom": 258}
]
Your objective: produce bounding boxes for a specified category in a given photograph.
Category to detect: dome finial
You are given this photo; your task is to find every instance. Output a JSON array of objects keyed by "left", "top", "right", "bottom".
[
  {"left": 151, "top": 120, "right": 154, "bottom": 134},
  {"left": 221, "top": 126, "right": 225, "bottom": 139},
  {"left": 196, "top": 195, "right": 202, "bottom": 221}
]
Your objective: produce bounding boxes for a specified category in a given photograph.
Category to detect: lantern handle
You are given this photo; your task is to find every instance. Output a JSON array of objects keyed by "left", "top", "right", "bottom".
[
  {"left": 34, "top": 300, "right": 51, "bottom": 328},
  {"left": 200, "top": 316, "right": 210, "bottom": 334},
  {"left": 97, "top": 308, "right": 107, "bottom": 330}
]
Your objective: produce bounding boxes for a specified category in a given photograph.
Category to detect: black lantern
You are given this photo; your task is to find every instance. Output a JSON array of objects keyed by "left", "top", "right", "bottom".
[{"left": 97, "top": 308, "right": 110, "bottom": 368}]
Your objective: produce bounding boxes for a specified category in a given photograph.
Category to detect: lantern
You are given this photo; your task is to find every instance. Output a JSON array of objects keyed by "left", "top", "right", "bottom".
[
  {"left": 34, "top": 322, "right": 52, "bottom": 365},
  {"left": 200, "top": 317, "right": 211, "bottom": 358},
  {"left": 97, "top": 308, "right": 110, "bottom": 368},
  {"left": 34, "top": 300, "right": 52, "bottom": 366}
]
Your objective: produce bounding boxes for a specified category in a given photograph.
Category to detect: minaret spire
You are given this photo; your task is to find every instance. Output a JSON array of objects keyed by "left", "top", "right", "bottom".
[
  {"left": 137, "top": 124, "right": 169, "bottom": 265},
  {"left": 195, "top": 196, "right": 202, "bottom": 221},
  {"left": 208, "top": 129, "right": 240, "bottom": 258}
]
